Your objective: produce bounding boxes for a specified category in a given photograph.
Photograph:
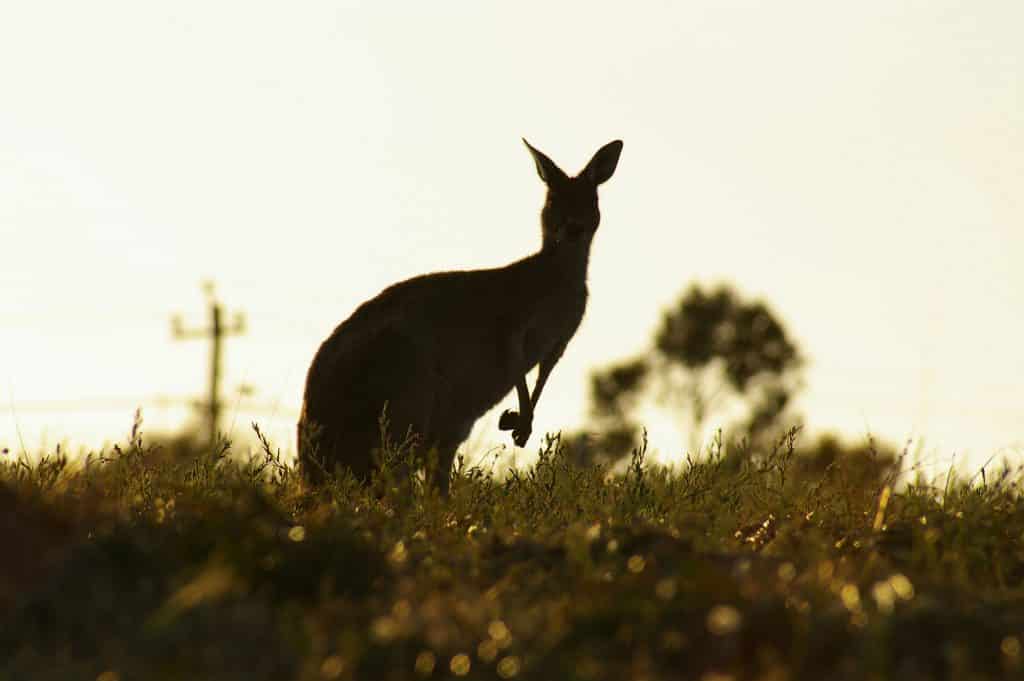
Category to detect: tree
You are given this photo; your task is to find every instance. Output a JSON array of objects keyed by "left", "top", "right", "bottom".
[{"left": 584, "top": 284, "right": 803, "bottom": 462}]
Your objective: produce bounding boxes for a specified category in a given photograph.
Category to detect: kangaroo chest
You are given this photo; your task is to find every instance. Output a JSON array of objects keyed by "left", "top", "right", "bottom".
[{"left": 520, "top": 286, "right": 587, "bottom": 365}]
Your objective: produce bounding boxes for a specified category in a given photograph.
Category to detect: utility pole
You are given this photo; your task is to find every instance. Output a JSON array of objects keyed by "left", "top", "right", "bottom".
[{"left": 172, "top": 282, "right": 246, "bottom": 447}]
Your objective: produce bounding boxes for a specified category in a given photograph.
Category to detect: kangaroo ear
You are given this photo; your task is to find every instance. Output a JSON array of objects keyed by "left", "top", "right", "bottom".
[
  {"left": 523, "top": 139, "right": 568, "bottom": 186},
  {"left": 582, "top": 140, "right": 623, "bottom": 185}
]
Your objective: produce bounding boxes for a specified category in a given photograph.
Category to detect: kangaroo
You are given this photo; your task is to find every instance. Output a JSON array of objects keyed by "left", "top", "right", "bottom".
[{"left": 298, "top": 139, "right": 623, "bottom": 492}]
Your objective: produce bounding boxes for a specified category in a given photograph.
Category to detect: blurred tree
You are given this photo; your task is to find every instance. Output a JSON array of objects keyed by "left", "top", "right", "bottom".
[{"left": 583, "top": 284, "right": 803, "bottom": 462}]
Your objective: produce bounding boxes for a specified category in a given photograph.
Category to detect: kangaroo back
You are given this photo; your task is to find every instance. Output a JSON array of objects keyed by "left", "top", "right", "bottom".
[{"left": 298, "top": 139, "right": 623, "bottom": 492}]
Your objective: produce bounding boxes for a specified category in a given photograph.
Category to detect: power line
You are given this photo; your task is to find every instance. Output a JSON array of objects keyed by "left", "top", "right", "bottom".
[
  {"left": 171, "top": 282, "right": 247, "bottom": 445},
  {"left": 1, "top": 396, "right": 298, "bottom": 417},
  {"left": 3, "top": 396, "right": 185, "bottom": 412}
]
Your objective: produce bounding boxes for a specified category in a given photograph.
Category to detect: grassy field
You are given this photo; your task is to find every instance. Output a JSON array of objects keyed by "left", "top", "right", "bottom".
[{"left": 3, "top": 418, "right": 1024, "bottom": 681}]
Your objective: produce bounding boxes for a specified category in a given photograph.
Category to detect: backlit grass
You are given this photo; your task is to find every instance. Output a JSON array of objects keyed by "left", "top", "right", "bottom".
[{"left": 2, "top": 417, "right": 1023, "bottom": 680}]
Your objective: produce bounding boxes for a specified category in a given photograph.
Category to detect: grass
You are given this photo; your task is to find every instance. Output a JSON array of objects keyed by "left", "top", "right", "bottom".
[{"left": 2, "top": 416, "right": 1024, "bottom": 681}]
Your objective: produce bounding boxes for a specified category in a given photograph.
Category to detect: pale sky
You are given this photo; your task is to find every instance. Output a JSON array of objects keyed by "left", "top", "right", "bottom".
[{"left": 2, "top": 2, "right": 1022, "bottom": 471}]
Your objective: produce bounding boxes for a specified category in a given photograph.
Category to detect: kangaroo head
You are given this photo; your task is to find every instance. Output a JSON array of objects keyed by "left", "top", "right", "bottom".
[{"left": 523, "top": 139, "right": 623, "bottom": 249}]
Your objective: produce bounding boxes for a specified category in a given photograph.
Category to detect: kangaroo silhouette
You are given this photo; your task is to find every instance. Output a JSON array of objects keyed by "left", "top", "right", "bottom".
[{"left": 298, "top": 139, "right": 623, "bottom": 492}]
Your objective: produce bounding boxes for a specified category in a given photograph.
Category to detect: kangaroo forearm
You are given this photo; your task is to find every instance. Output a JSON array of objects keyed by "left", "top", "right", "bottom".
[
  {"left": 529, "top": 362, "right": 554, "bottom": 413},
  {"left": 530, "top": 339, "right": 568, "bottom": 412},
  {"left": 516, "top": 376, "right": 532, "bottom": 418}
]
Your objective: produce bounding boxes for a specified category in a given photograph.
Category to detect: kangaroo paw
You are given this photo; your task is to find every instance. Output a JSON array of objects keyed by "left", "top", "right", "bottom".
[{"left": 499, "top": 409, "right": 519, "bottom": 431}]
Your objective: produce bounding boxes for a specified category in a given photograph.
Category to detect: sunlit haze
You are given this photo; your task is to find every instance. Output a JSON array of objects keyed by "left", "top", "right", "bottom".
[{"left": 2, "top": 2, "right": 1022, "bottom": 471}]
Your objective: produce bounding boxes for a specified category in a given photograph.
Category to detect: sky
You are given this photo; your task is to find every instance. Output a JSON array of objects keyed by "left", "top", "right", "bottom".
[{"left": 2, "top": 2, "right": 1022, "bottom": 472}]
